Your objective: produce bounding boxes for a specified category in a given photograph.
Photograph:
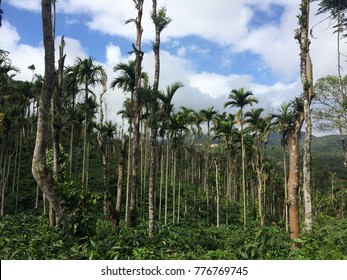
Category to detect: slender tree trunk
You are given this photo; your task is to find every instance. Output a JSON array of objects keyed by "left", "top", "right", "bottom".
[
  {"left": 149, "top": 0, "right": 160, "bottom": 237},
  {"left": 129, "top": 0, "right": 144, "bottom": 227},
  {"left": 115, "top": 136, "right": 126, "bottom": 226},
  {"left": 125, "top": 130, "right": 131, "bottom": 223},
  {"left": 98, "top": 89, "right": 110, "bottom": 216},
  {"left": 299, "top": 0, "right": 313, "bottom": 233},
  {"left": 1, "top": 148, "right": 12, "bottom": 217},
  {"left": 14, "top": 129, "right": 23, "bottom": 214},
  {"left": 240, "top": 122, "right": 247, "bottom": 231},
  {"left": 82, "top": 83, "right": 89, "bottom": 189},
  {"left": 256, "top": 148, "right": 264, "bottom": 226},
  {"left": 69, "top": 93, "right": 76, "bottom": 176},
  {"left": 283, "top": 143, "right": 289, "bottom": 232},
  {"left": 52, "top": 36, "right": 66, "bottom": 185},
  {"left": 164, "top": 134, "right": 170, "bottom": 225},
  {"left": 172, "top": 147, "right": 176, "bottom": 224},
  {"left": 32, "top": 0, "right": 71, "bottom": 237},
  {"left": 159, "top": 145, "right": 164, "bottom": 221},
  {"left": 215, "top": 160, "right": 220, "bottom": 227}
]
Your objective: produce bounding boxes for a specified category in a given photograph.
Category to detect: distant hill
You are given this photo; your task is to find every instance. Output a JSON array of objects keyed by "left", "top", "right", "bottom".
[{"left": 267, "top": 133, "right": 346, "bottom": 181}]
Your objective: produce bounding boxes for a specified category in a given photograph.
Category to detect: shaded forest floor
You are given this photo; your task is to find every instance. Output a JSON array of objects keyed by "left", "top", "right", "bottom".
[{"left": 1, "top": 211, "right": 346, "bottom": 260}]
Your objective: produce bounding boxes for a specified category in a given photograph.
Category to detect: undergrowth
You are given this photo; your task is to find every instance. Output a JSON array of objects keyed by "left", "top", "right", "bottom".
[{"left": 1, "top": 213, "right": 345, "bottom": 260}]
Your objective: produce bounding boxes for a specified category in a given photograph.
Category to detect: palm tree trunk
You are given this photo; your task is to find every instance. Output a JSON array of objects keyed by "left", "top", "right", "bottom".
[
  {"left": 115, "top": 137, "right": 126, "bottom": 226},
  {"left": 1, "top": 148, "right": 12, "bottom": 217},
  {"left": 129, "top": 0, "right": 144, "bottom": 228},
  {"left": 82, "top": 84, "right": 88, "bottom": 188},
  {"left": 215, "top": 160, "right": 220, "bottom": 227},
  {"left": 125, "top": 129, "right": 132, "bottom": 223},
  {"left": 69, "top": 122, "right": 75, "bottom": 176},
  {"left": 172, "top": 146, "right": 176, "bottom": 224},
  {"left": 283, "top": 144, "right": 289, "bottom": 232},
  {"left": 164, "top": 134, "right": 170, "bottom": 225},
  {"left": 159, "top": 145, "right": 164, "bottom": 221},
  {"left": 241, "top": 123, "right": 247, "bottom": 231}
]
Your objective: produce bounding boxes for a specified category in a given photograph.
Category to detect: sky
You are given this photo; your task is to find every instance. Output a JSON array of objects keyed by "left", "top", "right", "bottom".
[{"left": 0, "top": 0, "right": 344, "bottom": 133}]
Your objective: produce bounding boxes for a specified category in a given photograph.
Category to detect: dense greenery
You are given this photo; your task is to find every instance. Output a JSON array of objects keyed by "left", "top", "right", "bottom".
[
  {"left": 1, "top": 211, "right": 346, "bottom": 260},
  {"left": 1, "top": 0, "right": 347, "bottom": 260},
  {"left": 0, "top": 134, "right": 346, "bottom": 259}
]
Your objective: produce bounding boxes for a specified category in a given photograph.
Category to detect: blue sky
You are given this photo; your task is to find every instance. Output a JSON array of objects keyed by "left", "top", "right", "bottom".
[{"left": 0, "top": 0, "right": 342, "bottom": 128}]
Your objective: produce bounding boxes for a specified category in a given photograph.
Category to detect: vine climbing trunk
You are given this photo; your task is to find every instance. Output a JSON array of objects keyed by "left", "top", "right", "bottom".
[
  {"left": 298, "top": 0, "right": 314, "bottom": 233},
  {"left": 32, "top": 0, "right": 71, "bottom": 237}
]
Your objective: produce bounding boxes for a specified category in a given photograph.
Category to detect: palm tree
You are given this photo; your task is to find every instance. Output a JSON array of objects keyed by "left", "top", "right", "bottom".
[
  {"left": 158, "top": 81, "right": 184, "bottom": 225},
  {"left": 212, "top": 113, "right": 238, "bottom": 220},
  {"left": 271, "top": 103, "right": 293, "bottom": 232},
  {"left": 224, "top": 88, "right": 258, "bottom": 231},
  {"left": 64, "top": 65, "right": 80, "bottom": 176},
  {"left": 199, "top": 106, "right": 217, "bottom": 224},
  {"left": 168, "top": 111, "right": 189, "bottom": 224},
  {"left": 72, "top": 57, "right": 107, "bottom": 189},
  {"left": 245, "top": 107, "right": 268, "bottom": 226},
  {"left": 149, "top": 0, "right": 172, "bottom": 237},
  {"left": 111, "top": 60, "right": 148, "bottom": 225}
]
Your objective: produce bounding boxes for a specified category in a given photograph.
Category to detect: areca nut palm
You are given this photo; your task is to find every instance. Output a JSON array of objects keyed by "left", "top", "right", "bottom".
[
  {"left": 224, "top": 88, "right": 258, "bottom": 231},
  {"left": 73, "top": 57, "right": 107, "bottom": 188}
]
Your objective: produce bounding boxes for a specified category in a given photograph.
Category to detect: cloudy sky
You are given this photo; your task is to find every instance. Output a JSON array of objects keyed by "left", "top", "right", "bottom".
[{"left": 0, "top": 0, "right": 343, "bottom": 131}]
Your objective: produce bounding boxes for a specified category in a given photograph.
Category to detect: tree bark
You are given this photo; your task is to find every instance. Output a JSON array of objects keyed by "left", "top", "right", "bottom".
[
  {"left": 287, "top": 119, "right": 303, "bottom": 248},
  {"left": 299, "top": 0, "right": 313, "bottom": 233},
  {"left": 115, "top": 137, "right": 126, "bottom": 226},
  {"left": 129, "top": 0, "right": 144, "bottom": 227},
  {"left": 32, "top": 0, "right": 70, "bottom": 236},
  {"left": 148, "top": 0, "right": 159, "bottom": 237}
]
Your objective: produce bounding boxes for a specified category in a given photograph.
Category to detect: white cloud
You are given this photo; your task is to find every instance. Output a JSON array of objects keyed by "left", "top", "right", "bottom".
[
  {"left": 8, "top": 0, "right": 40, "bottom": 12},
  {"left": 0, "top": 21, "right": 43, "bottom": 81},
  {"left": 105, "top": 43, "right": 122, "bottom": 66},
  {"left": 6, "top": 0, "right": 343, "bottom": 83},
  {"left": 3, "top": 0, "right": 345, "bottom": 131},
  {"left": 188, "top": 72, "right": 252, "bottom": 99},
  {"left": 0, "top": 21, "right": 20, "bottom": 50}
]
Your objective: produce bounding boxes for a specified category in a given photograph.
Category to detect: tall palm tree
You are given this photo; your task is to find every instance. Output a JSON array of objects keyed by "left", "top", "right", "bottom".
[
  {"left": 64, "top": 65, "right": 80, "bottom": 176},
  {"left": 212, "top": 113, "right": 237, "bottom": 213},
  {"left": 271, "top": 103, "right": 293, "bottom": 232},
  {"left": 168, "top": 111, "right": 189, "bottom": 224},
  {"left": 158, "top": 81, "right": 183, "bottom": 225},
  {"left": 224, "top": 88, "right": 258, "bottom": 231},
  {"left": 72, "top": 57, "right": 107, "bottom": 189},
  {"left": 199, "top": 106, "right": 217, "bottom": 223},
  {"left": 149, "top": 0, "right": 172, "bottom": 237},
  {"left": 111, "top": 60, "right": 148, "bottom": 225},
  {"left": 245, "top": 107, "right": 268, "bottom": 226},
  {"left": 125, "top": 0, "right": 144, "bottom": 227}
]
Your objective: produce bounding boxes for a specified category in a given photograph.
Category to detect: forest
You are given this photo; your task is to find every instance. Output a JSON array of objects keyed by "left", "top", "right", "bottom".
[{"left": 0, "top": 0, "right": 346, "bottom": 260}]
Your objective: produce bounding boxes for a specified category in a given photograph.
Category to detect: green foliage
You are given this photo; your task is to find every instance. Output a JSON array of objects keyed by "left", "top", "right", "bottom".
[
  {"left": 290, "top": 216, "right": 347, "bottom": 260},
  {"left": 1, "top": 212, "right": 346, "bottom": 260}
]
